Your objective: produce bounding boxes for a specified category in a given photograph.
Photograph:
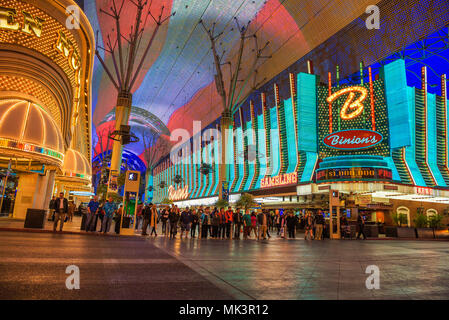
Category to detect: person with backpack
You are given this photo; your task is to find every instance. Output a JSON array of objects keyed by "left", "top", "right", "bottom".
[
  {"left": 285, "top": 210, "right": 297, "bottom": 239},
  {"left": 225, "top": 207, "right": 233, "bottom": 238},
  {"left": 218, "top": 208, "right": 226, "bottom": 239}
]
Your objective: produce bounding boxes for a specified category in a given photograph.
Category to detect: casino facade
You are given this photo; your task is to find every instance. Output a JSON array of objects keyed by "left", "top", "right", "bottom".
[
  {"left": 151, "top": 0, "right": 449, "bottom": 227},
  {"left": 0, "top": 0, "right": 94, "bottom": 218}
]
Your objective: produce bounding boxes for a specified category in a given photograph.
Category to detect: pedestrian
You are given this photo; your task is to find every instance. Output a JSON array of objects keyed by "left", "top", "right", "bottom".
[
  {"left": 304, "top": 211, "right": 314, "bottom": 240},
  {"left": 211, "top": 208, "right": 220, "bottom": 239},
  {"left": 98, "top": 200, "right": 105, "bottom": 232},
  {"left": 233, "top": 207, "right": 243, "bottom": 239},
  {"left": 161, "top": 207, "right": 169, "bottom": 235},
  {"left": 314, "top": 212, "right": 324, "bottom": 240},
  {"left": 53, "top": 192, "right": 68, "bottom": 232},
  {"left": 243, "top": 209, "right": 252, "bottom": 239},
  {"left": 225, "top": 206, "right": 233, "bottom": 238},
  {"left": 168, "top": 207, "right": 180, "bottom": 239},
  {"left": 250, "top": 212, "right": 257, "bottom": 238},
  {"left": 218, "top": 207, "right": 226, "bottom": 239},
  {"left": 356, "top": 214, "right": 366, "bottom": 240},
  {"left": 86, "top": 196, "right": 100, "bottom": 232},
  {"left": 102, "top": 196, "right": 117, "bottom": 234},
  {"left": 191, "top": 209, "right": 199, "bottom": 238},
  {"left": 149, "top": 203, "right": 158, "bottom": 236},
  {"left": 67, "top": 200, "right": 75, "bottom": 222},
  {"left": 135, "top": 201, "right": 143, "bottom": 230},
  {"left": 286, "top": 210, "right": 297, "bottom": 239},
  {"left": 48, "top": 196, "right": 56, "bottom": 221},
  {"left": 114, "top": 205, "right": 123, "bottom": 234},
  {"left": 200, "top": 208, "right": 210, "bottom": 239},
  {"left": 141, "top": 203, "right": 151, "bottom": 236},
  {"left": 180, "top": 207, "right": 192, "bottom": 239},
  {"left": 257, "top": 210, "right": 268, "bottom": 240}
]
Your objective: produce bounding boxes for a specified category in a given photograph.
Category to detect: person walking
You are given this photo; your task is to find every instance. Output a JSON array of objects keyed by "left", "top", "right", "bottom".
[
  {"left": 304, "top": 211, "right": 314, "bottom": 240},
  {"left": 356, "top": 213, "right": 367, "bottom": 240},
  {"left": 286, "top": 211, "right": 297, "bottom": 239},
  {"left": 233, "top": 208, "right": 243, "bottom": 239},
  {"left": 314, "top": 212, "right": 324, "bottom": 240},
  {"left": 257, "top": 210, "right": 269, "bottom": 240},
  {"left": 141, "top": 203, "right": 151, "bottom": 236},
  {"left": 200, "top": 208, "right": 210, "bottom": 239},
  {"left": 102, "top": 196, "right": 117, "bottom": 234},
  {"left": 180, "top": 207, "right": 192, "bottom": 239},
  {"left": 211, "top": 208, "right": 220, "bottom": 239},
  {"left": 191, "top": 209, "right": 199, "bottom": 238},
  {"left": 161, "top": 208, "right": 169, "bottom": 235},
  {"left": 250, "top": 212, "right": 257, "bottom": 238},
  {"left": 53, "top": 192, "right": 68, "bottom": 232},
  {"left": 48, "top": 196, "right": 56, "bottom": 221},
  {"left": 218, "top": 208, "right": 226, "bottom": 239},
  {"left": 168, "top": 207, "right": 180, "bottom": 239},
  {"left": 243, "top": 209, "right": 252, "bottom": 239},
  {"left": 149, "top": 204, "right": 158, "bottom": 236},
  {"left": 225, "top": 206, "right": 233, "bottom": 239},
  {"left": 113, "top": 205, "right": 123, "bottom": 234},
  {"left": 67, "top": 200, "right": 75, "bottom": 222},
  {"left": 86, "top": 196, "right": 100, "bottom": 232},
  {"left": 135, "top": 201, "right": 143, "bottom": 230}
]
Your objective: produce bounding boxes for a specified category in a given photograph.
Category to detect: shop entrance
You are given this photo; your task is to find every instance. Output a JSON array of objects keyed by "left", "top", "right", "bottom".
[{"left": 0, "top": 169, "right": 18, "bottom": 217}]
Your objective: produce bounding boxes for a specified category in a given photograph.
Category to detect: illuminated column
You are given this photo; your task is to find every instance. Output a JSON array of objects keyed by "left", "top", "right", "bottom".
[
  {"left": 109, "top": 91, "right": 132, "bottom": 178},
  {"left": 219, "top": 111, "right": 232, "bottom": 200}
]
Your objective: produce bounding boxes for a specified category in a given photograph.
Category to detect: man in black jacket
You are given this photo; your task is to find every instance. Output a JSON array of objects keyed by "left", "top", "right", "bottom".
[
  {"left": 53, "top": 192, "right": 68, "bottom": 232},
  {"left": 356, "top": 214, "right": 366, "bottom": 240}
]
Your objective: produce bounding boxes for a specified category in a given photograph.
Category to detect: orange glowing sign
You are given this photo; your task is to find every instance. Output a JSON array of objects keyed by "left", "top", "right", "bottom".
[
  {"left": 261, "top": 172, "right": 298, "bottom": 188},
  {"left": 326, "top": 86, "right": 368, "bottom": 120},
  {"left": 168, "top": 185, "right": 190, "bottom": 201}
]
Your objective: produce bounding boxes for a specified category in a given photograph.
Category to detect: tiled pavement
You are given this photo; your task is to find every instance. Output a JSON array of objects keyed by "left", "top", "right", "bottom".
[{"left": 1, "top": 219, "right": 449, "bottom": 300}]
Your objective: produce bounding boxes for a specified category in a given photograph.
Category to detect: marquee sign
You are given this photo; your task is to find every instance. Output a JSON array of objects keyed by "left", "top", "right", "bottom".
[
  {"left": 168, "top": 185, "right": 190, "bottom": 201},
  {"left": 316, "top": 167, "right": 392, "bottom": 181},
  {"left": 323, "top": 129, "right": 383, "bottom": 150},
  {"left": 261, "top": 172, "right": 298, "bottom": 188}
]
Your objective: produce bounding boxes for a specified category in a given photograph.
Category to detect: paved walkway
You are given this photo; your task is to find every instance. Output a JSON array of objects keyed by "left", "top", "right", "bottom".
[
  {"left": 148, "top": 235, "right": 449, "bottom": 300},
  {"left": 2, "top": 224, "right": 449, "bottom": 299},
  {"left": 0, "top": 231, "right": 234, "bottom": 300}
]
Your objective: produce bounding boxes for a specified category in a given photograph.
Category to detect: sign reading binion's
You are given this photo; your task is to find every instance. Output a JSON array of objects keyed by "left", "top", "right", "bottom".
[{"left": 323, "top": 129, "right": 383, "bottom": 150}]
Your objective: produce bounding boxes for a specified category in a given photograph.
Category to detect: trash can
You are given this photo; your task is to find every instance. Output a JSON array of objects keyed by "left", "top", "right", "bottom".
[
  {"left": 24, "top": 209, "right": 46, "bottom": 229},
  {"left": 80, "top": 214, "right": 87, "bottom": 230},
  {"left": 122, "top": 216, "right": 131, "bottom": 228}
]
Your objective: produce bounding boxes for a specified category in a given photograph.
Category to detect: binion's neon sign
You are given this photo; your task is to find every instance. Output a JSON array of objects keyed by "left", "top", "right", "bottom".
[{"left": 327, "top": 86, "right": 368, "bottom": 120}]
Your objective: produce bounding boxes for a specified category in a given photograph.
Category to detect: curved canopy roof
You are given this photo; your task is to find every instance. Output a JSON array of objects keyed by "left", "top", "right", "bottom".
[
  {"left": 62, "top": 148, "right": 92, "bottom": 180},
  {"left": 0, "top": 99, "right": 64, "bottom": 165}
]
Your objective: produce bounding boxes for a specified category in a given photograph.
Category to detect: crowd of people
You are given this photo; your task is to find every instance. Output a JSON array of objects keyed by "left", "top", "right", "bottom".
[{"left": 49, "top": 193, "right": 368, "bottom": 240}]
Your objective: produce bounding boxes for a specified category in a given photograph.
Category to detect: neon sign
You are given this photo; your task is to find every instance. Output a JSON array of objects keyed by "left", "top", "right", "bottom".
[
  {"left": 316, "top": 167, "right": 392, "bottom": 181},
  {"left": 0, "top": 138, "right": 63, "bottom": 161},
  {"left": 327, "top": 86, "right": 368, "bottom": 120},
  {"left": 0, "top": 7, "right": 44, "bottom": 37},
  {"left": 323, "top": 129, "right": 383, "bottom": 150},
  {"left": 261, "top": 172, "right": 298, "bottom": 188},
  {"left": 168, "top": 185, "right": 190, "bottom": 201}
]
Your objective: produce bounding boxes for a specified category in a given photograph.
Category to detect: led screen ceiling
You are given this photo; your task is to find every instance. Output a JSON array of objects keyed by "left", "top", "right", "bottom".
[{"left": 86, "top": 0, "right": 449, "bottom": 167}]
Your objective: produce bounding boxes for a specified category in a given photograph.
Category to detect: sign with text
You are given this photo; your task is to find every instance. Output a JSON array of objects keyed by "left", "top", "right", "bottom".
[
  {"left": 323, "top": 129, "right": 383, "bottom": 150},
  {"left": 316, "top": 167, "right": 392, "bottom": 181},
  {"left": 261, "top": 172, "right": 298, "bottom": 188},
  {"left": 168, "top": 185, "right": 190, "bottom": 201}
]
